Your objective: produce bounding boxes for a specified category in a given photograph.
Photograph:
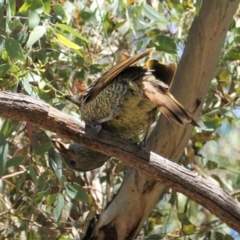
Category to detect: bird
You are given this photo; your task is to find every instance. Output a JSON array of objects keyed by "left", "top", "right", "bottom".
[
  {"left": 79, "top": 48, "right": 197, "bottom": 140},
  {"left": 52, "top": 140, "right": 109, "bottom": 171},
  {"left": 55, "top": 48, "right": 197, "bottom": 171}
]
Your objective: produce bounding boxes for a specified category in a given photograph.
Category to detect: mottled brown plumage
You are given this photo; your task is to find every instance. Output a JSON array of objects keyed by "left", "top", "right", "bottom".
[
  {"left": 55, "top": 48, "right": 197, "bottom": 171},
  {"left": 80, "top": 48, "right": 197, "bottom": 140}
]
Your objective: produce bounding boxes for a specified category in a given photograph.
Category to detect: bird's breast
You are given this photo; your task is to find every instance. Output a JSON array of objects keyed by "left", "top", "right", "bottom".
[
  {"left": 102, "top": 96, "right": 156, "bottom": 140},
  {"left": 80, "top": 67, "right": 157, "bottom": 140}
]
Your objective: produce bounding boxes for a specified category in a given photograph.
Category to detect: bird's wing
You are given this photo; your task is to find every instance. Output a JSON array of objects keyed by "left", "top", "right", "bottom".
[{"left": 82, "top": 48, "right": 155, "bottom": 104}]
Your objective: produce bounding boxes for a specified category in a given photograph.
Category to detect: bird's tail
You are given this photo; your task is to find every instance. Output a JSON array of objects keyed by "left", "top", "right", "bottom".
[
  {"left": 142, "top": 80, "right": 198, "bottom": 126},
  {"left": 145, "top": 59, "right": 177, "bottom": 88}
]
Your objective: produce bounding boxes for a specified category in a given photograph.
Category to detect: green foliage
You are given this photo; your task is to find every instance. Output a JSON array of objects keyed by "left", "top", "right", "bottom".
[
  {"left": 65, "top": 182, "right": 88, "bottom": 202},
  {"left": 0, "top": 133, "right": 8, "bottom": 177},
  {"left": 0, "top": 0, "right": 239, "bottom": 239}
]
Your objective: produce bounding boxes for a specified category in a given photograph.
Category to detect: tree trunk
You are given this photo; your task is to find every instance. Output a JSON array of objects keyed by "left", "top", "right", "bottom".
[{"left": 87, "top": 1, "right": 240, "bottom": 239}]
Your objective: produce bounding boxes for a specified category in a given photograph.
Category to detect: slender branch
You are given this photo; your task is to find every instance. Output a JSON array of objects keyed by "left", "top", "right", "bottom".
[{"left": 0, "top": 91, "right": 240, "bottom": 232}]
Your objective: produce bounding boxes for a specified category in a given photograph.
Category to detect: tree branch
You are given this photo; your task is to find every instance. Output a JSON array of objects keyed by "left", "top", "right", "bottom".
[{"left": 0, "top": 91, "right": 240, "bottom": 232}]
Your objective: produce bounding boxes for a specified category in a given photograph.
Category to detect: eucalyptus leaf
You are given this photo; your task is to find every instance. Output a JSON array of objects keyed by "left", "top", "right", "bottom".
[
  {"left": 53, "top": 193, "right": 65, "bottom": 221},
  {"left": 53, "top": 4, "right": 67, "bottom": 22},
  {"left": 5, "top": 38, "right": 24, "bottom": 61},
  {"left": 150, "top": 35, "right": 177, "bottom": 54},
  {"left": 29, "top": 11, "right": 40, "bottom": 29},
  {"left": 56, "top": 23, "right": 89, "bottom": 43},
  {"left": 65, "top": 182, "right": 88, "bottom": 202},
  {"left": 6, "top": 156, "right": 25, "bottom": 168},
  {"left": 27, "top": 25, "right": 46, "bottom": 47},
  {"left": 142, "top": 4, "right": 167, "bottom": 22},
  {"left": 28, "top": 164, "right": 38, "bottom": 186},
  {"left": 0, "top": 64, "right": 11, "bottom": 77},
  {"left": 29, "top": 0, "right": 43, "bottom": 11},
  {"left": 0, "top": 133, "right": 8, "bottom": 177},
  {"left": 34, "top": 142, "right": 52, "bottom": 155},
  {"left": 42, "top": 0, "right": 50, "bottom": 14},
  {"left": 55, "top": 33, "right": 81, "bottom": 49}
]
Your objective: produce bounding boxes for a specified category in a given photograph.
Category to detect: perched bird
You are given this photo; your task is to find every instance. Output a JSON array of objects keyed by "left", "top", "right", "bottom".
[
  {"left": 52, "top": 140, "right": 109, "bottom": 171},
  {"left": 80, "top": 48, "right": 197, "bottom": 140},
  {"left": 55, "top": 48, "right": 197, "bottom": 171}
]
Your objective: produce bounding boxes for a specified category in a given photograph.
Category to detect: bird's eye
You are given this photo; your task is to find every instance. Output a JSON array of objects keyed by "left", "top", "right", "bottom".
[{"left": 69, "top": 160, "right": 77, "bottom": 168}]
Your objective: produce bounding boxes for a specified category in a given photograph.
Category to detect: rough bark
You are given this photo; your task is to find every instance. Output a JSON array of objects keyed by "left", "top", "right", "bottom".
[{"left": 0, "top": 91, "right": 240, "bottom": 233}]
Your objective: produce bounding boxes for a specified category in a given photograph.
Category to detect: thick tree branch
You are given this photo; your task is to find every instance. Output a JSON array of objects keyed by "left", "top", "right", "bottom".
[{"left": 0, "top": 91, "right": 240, "bottom": 232}]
